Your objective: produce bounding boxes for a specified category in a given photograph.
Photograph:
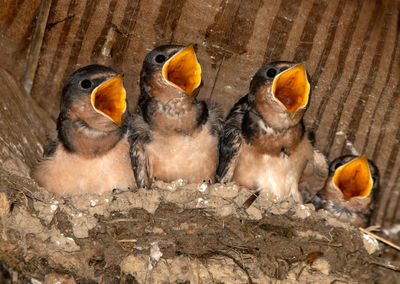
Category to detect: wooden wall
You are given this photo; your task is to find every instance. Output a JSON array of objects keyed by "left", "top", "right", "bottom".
[{"left": 1, "top": 0, "right": 399, "bottom": 228}]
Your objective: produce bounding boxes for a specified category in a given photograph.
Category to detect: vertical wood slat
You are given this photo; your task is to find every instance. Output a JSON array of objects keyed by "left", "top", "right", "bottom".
[
  {"left": 22, "top": 0, "right": 53, "bottom": 94},
  {"left": 0, "top": 0, "right": 42, "bottom": 82},
  {"left": 1, "top": 0, "right": 399, "bottom": 228},
  {"left": 316, "top": 0, "right": 376, "bottom": 154}
]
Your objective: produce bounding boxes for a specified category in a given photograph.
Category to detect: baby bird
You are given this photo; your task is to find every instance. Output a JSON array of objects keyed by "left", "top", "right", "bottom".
[
  {"left": 312, "top": 155, "right": 379, "bottom": 227},
  {"left": 128, "top": 45, "right": 223, "bottom": 188},
  {"left": 32, "top": 65, "right": 135, "bottom": 196},
  {"left": 217, "top": 61, "right": 328, "bottom": 203}
]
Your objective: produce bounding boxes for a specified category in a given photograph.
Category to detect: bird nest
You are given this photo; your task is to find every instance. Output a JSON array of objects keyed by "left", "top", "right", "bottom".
[{"left": 1, "top": 171, "right": 399, "bottom": 283}]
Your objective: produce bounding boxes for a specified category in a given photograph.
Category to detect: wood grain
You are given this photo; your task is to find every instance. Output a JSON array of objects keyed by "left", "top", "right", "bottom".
[
  {"left": 0, "top": 0, "right": 399, "bottom": 227},
  {"left": 22, "top": 0, "right": 52, "bottom": 94},
  {"left": 0, "top": 0, "right": 42, "bottom": 82},
  {"left": 0, "top": 68, "right": 54, "bottom": 174}
]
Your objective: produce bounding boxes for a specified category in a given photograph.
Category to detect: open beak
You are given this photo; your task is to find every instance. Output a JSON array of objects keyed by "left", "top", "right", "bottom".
[
  {"left": 332, "top": 155, "right": 373, "bottom": 199},
  {"left": 272, "top": 63, "right": 310, "bottom": 115},
  {"left": 162, "top": 45, "right": 202, "bottom": 95},
  {"left": 90, "top": 74, "right": 126, "bottom": 126}
]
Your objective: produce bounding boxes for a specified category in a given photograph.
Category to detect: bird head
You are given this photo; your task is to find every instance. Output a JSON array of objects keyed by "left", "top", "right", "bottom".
[
  {"left": 250, "top": 62, "right": 310, "bottom": 129},
  {"left": 317, "top": 154, "right": 380, "bottom": 227},
  {"left": 61, "top": 65, "right": 127, "bottom": 130},
  {"left": 329, "top": 155, "right": 379, "bottom": 200},
  {"left": 140, "top": 44, "right": 202, "bottom": 103}
]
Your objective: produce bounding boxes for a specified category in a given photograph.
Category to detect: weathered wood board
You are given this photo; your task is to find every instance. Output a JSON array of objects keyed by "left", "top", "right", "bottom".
[
  {"left": 0, "top": 67, "right": 54, "bottom": 177},
  {"left": 0, "top": 0, "right": 42, "bottom": 83},
  {"left": 0, "top": 0, "right": 399, "bottom": 228}
]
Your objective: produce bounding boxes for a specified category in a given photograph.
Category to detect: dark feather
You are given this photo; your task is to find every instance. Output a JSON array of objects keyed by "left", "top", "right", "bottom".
[
  {"left": 126, "top": 114, "right": 152, "bottom": 189},
  {"left": 43, "top": 130, "right": 58, "bottom": 157},
  {"left": 126, "top": 114, "right": 152, "bottom": 145},
  {"left": 130, "top": 140, "right": 150, "bottom": 189},
  {"left": 205, "top": 100, "right": 224, "bottom": 136},
  {"left": 310, "top": 194, "right": 326, "bottom": 210},
  {"left": 57, "top": 111, "right": 75, "bottom": 153},
  {"left": 216, "top": 95, "right": 250, "bottom": 182},
  {"left": 242, "top": 109, "right": 265, "bottom": 141},
  {"left": 195, "top": 100, "right": 209, "bottom": 128}
]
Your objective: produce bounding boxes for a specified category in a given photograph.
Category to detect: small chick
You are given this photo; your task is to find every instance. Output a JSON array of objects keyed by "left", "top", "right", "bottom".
[
  {"left": 128, "top": 45, "right": 223, "bottom": 188},
  {"left": 312, "top": 155, "right": 379, "bottom": 227},
  {"left": 32, "top": 65, "right": 135, "bottom": 196},
  {"left": 217, "top": 61, "right": 327, "bottom": 203}
]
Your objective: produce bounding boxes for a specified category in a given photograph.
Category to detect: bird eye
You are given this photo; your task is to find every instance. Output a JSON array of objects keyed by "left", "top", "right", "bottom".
[
  {"left": 155, "top": 54, "right": 166, "bottom": 64},
  {"left": 266, "top": 68, "right": 277, "bottom": 78},
  {"left": 333, "top": 162, "right": 343, "bottom": 170},
  {"left": 80, "top": 79, "right": 92, "bottom": 89}
]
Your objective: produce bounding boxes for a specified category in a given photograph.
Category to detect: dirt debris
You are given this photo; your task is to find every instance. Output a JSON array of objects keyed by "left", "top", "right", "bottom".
[{"left": 0, "top": 170, "right": 399, "bottom": 283}]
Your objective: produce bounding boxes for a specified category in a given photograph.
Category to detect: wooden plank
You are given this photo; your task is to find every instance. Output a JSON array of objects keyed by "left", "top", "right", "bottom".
[
  {"left": 22, "top": 0, "right": 53, "bottom": 94},
  {"left": 0, "top": 0, "right": 42, "bottom": 81},
  {"left": 206, "top": 0, "right": 282, "bottom": 111},
  {"left": 0, "top": 67, "right": 54, "bottom": 173}
]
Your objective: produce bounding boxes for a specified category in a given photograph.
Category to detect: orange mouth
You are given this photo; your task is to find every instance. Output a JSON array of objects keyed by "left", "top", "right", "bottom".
[
  {"left": 272, "top": 63, "right": 310, "bottom": 115},
  {"left": 332, "top": 155, "right": 373, "bottom": 199},
  {"left": 162, "top": 45, "right": 202, "bottom": 95},
  {"left": 90, "top": 74, "right": 126, "bottom": 126}
]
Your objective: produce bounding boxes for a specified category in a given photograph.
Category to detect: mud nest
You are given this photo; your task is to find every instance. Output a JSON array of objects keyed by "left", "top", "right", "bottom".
[{"left": 0, "top": 170, "right": 399, "bottom": 283}]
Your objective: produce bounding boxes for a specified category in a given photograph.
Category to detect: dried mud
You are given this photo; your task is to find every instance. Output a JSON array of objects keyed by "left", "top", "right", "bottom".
[{"left": 0, "top": 170, "right": 399, "bottom": 283}]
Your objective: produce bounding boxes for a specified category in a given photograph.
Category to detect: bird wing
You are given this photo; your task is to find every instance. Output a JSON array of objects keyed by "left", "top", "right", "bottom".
[
  {"left": 130, "top": 140, "right": 150, "bottom": 188},
  {"left": 205, "top": 100, "right": 224, "bottom": 136},
  {"left": 216, "top": 95, "right": 249, "bottom": 183},
  {"left": 127, "top": 114, "right": 152, "bottom": 189},
  {"left": 298, "top": 149, "right": 329, "bottom": 203},
  {"left": 42, "top": 130, "right": 59, "bottom": 157}
]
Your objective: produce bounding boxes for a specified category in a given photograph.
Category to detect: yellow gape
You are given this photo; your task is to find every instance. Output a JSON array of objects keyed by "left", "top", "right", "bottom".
[
  {"left": 162, "top": 45, "right": 202, "bottom": 95},
  {"left": 333, "top": 155, "right": 373, "bottom": 199},
  {"left": 272, "top": 63, "right": 310, "bottom": 115},
  {"left": 90, "top": 74, "right": 126, "bottom": 126}
]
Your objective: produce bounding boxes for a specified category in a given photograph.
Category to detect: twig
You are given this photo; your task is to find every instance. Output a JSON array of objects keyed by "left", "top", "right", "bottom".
[
  {"left": 368, "top": 260, "right": 400, "bottom": 272},
  {"left": 47, "top": 14, "right": 74, "bottom": 28},
  {"left": 359, "top": 227, "right": 400, "bottom": 251},
  {"left": 242, "top": 191, "right": 260, "bottom": 209},
  {"left": 104, "top": 218, "right": 142, "bottom": 223},
  {"left": 296, "top": 265, "right": 306, "bottom": 281},
  {"left": 117, "top": 239, "right": 138, "bottom": 243},
  {"left": 307, "top": 240, "right": 343, "bottom": 247}
]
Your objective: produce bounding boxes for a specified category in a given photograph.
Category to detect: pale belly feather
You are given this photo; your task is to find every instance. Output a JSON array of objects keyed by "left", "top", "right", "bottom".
[
  {"left": 146, "top": 126, "right": 218, "bottom": 183},
  {"left": 233, "top": 137, "right": 312, "bottom": 202},
  {"left": 32, "top": 137, "right": 135, "bottom": 196}
]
